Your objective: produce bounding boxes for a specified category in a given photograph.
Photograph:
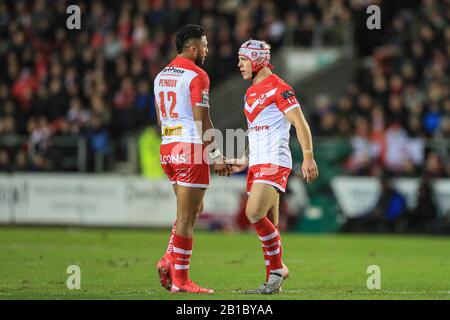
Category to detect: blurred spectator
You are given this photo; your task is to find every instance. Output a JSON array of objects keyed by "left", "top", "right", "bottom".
[
  {"left": 0, "top": 0, "right": 448, "bottom": 177},
  {"left": 424, "top": 151, "right": 446, "bottom": 178},
  {"left": 29, "top": 116, "right": 52, "bottom": 156},
  {"left": 0, "top": 149, "right": 11, "bottom": 172},
  {"left": 66, "top": 97, "right": 90, "bottom": 134},
  {"left": 346, "top": 117, "right": 380, "bottom": 175},
  {"left": 322, "top": 0, "right": 450, "bottom": 178},
  {"left": 423, "top": 103, "right": 442, "bottom": 136},
  {"left": 135, "top": 79, "right": 155, "bottom": 127},
  {"left": 85, "top": 115, "right": 110, "bottom": 172},
  {"left": 12, "top": 149, "right": 29, "bottom": 172},
  {"left": 311, "top": 94, "right": 335, "bottom": 135},
  {"left": 344, "top": 176, "right": 408, "bottom": 233},
  {"left": 383, "top": 124, "right": 410, "bottom": 174},
  {"left": 407, "top": 180, "right": 438, "bottom": 233},
  {"left": 373, "top": 177, "right": 406, "bottom": 232},
  {"left": 29, "top": 153, "right": 50, "bottom": 172}
]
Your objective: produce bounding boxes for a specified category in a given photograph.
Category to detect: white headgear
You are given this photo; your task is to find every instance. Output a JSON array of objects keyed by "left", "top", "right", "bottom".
[{"left": 238, "top": 40, "right": 273, "bottom": 73}]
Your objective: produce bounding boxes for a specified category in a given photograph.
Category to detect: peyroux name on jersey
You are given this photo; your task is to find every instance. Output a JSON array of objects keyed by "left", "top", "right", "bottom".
[
  {"left": 154, "top": 56, "right": 210, "bottom": 145},
  {"left": 158, "top": 79, "right": 178, "bottom": 87}
]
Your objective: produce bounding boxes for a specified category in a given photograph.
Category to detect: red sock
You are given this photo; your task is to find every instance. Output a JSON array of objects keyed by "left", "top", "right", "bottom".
[
  {"left": 171, "top": 234, "right": 193, "bottom": 285},
  {"left": 165, "top": 221, "right": 177, "bottom": 256},
  {"left": 252, "top": 217, "right": 283, "bottom": 272},
  {"left": 276, "top": 226, "right": 283, "bottom": 265},
  {"left": 263, "top": 249, "right": 270, "bottom": 282},
  {"left": 263, "top": 226, "right": 281, "bottom": 281}
]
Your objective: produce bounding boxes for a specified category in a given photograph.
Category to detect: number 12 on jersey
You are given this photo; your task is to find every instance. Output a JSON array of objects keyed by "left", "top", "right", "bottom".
[{"left": 158, "top": 91, "right": 178, "bottom": 119}]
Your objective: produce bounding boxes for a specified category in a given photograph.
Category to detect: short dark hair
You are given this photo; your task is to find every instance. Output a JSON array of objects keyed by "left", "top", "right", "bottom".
[{"left": 175, "top": 24, "right": 205, "bottom": 54}]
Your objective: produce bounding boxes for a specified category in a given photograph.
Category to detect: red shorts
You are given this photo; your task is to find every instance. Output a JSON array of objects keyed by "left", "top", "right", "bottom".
[
  {"left": 247, "top": 163, "right": 291, "bottom": 194},
  {"left": 160, "top": 142, "right": 210, "bottom": 188}
]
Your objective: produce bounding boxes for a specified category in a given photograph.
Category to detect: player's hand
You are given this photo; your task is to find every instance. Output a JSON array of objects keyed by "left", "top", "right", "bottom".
[
  {"left": 225, "top": 157, "right": 248, "bottom": 174},
  {"left": 213, "top": 156, "right": 232, "bottom": 177},
  {"left": 301, "top": 158, "right": 319, "bottom": 183}
]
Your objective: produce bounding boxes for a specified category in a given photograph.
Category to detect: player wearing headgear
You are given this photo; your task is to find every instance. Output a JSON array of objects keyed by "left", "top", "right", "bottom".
[
  {"left": 154, "top": 24, "right": 231, "bottom": 294},
  {"left": 227, "top": 40, "right": 319, "bottom": 294}
]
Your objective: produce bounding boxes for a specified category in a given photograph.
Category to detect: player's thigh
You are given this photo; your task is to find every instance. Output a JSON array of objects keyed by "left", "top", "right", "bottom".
[
  {"left": 172, "top": 184, "right": 178, "bottom": 196},
  {"left": 246, "top": 183, "right": 279, "bottom": 218},
  {"left": 176, "top": 185, "right": 206, "bottom": 219}
]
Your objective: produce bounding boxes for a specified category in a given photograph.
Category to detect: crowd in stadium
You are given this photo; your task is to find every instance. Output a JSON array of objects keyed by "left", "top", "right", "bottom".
[
  {"left": 0, "top": 0, "right": 448, "bottom": 177},
  {"left": 310, "top": 0, "right": 450, "bottom": 178}
]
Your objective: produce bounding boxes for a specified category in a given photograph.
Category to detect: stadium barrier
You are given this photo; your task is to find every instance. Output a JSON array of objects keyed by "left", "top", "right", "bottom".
[
  {"left": 331, "top": 177, "right": 450, "bottom": 218},
  {"left": 0, "top": 174, "right": 248, "bottom": 227},
  {"left": 0, "top": 173, "right": 307, "bottom": 228},
  {"left": 1, "top": 174, "right": 448, "bottom": 228}
]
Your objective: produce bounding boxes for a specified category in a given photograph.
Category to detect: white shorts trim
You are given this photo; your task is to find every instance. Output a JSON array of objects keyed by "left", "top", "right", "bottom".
[
  {"left": 176, "top": 181, "right": 209, "bottom": 189},
  {"left": 253, "top": 180, "right": 285, "bottom": 193}
]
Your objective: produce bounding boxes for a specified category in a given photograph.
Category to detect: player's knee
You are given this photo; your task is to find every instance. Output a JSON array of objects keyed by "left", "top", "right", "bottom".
[{"left": 245, "top": 208, "right": 264, "bottom": 224}]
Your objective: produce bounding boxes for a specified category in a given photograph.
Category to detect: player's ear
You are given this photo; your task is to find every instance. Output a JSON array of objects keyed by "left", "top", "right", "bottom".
[{"left": 191, "top": 43, "right": 198, "bottom": 56}]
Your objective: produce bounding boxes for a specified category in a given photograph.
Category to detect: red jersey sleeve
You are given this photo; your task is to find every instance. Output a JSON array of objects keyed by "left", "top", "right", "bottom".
[
  {"left": 190, "top": 72, "right": 210, "bottom": 108},
  {"left": 274, "top": 85, "right": 300, "bottom": 114}
]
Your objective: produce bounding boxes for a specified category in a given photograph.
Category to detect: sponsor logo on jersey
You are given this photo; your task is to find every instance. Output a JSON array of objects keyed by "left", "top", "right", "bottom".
[
  {"left": 249, "top": 125, "right": 270, "bottom": 132},
  {"left": 161, "top": 66, "right": 185, "bottom": 76},
  {"left": 160, "top": 154, "right": 187, "bottom": 164},
  {"left": 162, "top": 125, "right": 183, "bottom": 136}
]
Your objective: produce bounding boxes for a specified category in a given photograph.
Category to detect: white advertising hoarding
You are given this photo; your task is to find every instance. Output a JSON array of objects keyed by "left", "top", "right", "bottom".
[
  {"left": 0, "top": 174, "right": 247, "bottom": 227},
  {"left": 13, "top": 174, "right": 127, "bottom": 225},
  {"left": 2, "top": 174, "right": 449, "bottom": 226},
  {"left": 331, "top": 177, "right": 450, "bottom": 218}
]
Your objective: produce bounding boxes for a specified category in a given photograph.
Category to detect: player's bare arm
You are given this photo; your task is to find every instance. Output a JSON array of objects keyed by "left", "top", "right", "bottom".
[
  {"left": 284, "top": 107, "right": 319, "bottom": 183},
  {"left": 192, "top": 105, "right": 231, "bottom": 177}
]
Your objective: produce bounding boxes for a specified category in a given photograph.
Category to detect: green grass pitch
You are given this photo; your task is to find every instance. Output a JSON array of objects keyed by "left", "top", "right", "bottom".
[{"left": 0, "top": 227, "right": 449, "bottom": 300}]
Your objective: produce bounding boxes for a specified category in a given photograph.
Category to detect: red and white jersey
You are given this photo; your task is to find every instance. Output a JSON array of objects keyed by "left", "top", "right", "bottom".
[
  {"left": 154, "top": 56, "right": 210, "bottom": 145},
  {"left": 244, "top": 74, "right": 300, "bottom": 169}
]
